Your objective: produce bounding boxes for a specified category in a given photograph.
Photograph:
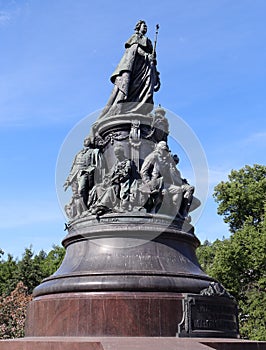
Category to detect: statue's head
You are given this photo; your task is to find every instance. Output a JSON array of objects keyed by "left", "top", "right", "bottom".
[
  {"left": 156, "top": 141, "right": 169, "bottom": 151},
  {"left": 114, "top": 144, "right": 125, "bottom": 158},
  {"left": 172, "top": 154, "right": 180, "bottom": 165},
  {"left": 154, "top": 106, "right": 166, "bottom": 118},
  {"left": 135, "top": 20, "right": 147, "bottom": 35},
  {"left": 156, "top": 141, "right": 169, "bottom": 156},
  {"left": 83, "top": 136, "right": 93, "bottom": 148}
]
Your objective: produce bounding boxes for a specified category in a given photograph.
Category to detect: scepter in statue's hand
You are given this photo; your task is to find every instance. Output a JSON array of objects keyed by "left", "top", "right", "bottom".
[
  {"left": 152, "top": 24, "right": 159, "bottom": 60},
  {"left": 152, "top": 24, "right": 161, "bottom": 91}
]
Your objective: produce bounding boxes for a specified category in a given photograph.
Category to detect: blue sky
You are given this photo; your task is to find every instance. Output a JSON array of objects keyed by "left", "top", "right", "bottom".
[{"left": 0, "top": 0, "right": 265, "bottom": 258}]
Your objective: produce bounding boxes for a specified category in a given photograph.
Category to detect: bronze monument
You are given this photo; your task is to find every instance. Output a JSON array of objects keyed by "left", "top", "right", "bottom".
[{"left": 25, "top": 20, "right": 239, "bottom": 338}]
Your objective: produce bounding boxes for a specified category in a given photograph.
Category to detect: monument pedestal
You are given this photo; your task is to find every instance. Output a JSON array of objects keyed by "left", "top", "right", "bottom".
[
  {"left": 25, "top": 291, "right": 238, "bottom": 338},
  {"left": 25, "top": 292, "right": 183, "bottom": 337},
  {"left": 25, "top": 215, "right": 238, "bottom": 338},
  {"left": 32, "top": 214, "right": 213, "bottom": 296}
]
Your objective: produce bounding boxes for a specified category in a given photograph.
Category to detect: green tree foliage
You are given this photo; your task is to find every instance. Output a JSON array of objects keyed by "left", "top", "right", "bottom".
[
  {"left": 40, "top": 245, "right": 65, "bottom": 277},
  {"left": 0, "top": 254, "right": 18, "bottom": 296},
  {"left": 197, "top": 164, "right": 266, "bottom": 340},
  {"left": 196, "top": 239, "right": 222, "bottom": 274},
  {"left": 15, "top": 248, "right": 47, "bottom": 294},
  {"left": 198, "top": 222, "right": 266, "bottom": 340},
  {"left": 213, "top": 164, "right": 266, "bottom": 233},
  {"left": 0, "top": 245, "right": 65, "bottom": 295}
]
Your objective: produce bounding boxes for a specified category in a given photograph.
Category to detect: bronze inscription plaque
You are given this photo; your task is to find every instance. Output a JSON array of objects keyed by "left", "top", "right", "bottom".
[{"left": 177, "top": 294, "right": 239, "bottom": 338}]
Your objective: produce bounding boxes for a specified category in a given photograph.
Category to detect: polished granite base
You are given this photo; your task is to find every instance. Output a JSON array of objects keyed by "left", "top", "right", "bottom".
[{"left": 1, "top": 337, "right": 265, "bottom": 350}]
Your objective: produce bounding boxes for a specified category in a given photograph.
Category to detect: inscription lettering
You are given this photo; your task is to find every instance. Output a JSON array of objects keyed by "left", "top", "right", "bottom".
[
  {"left": 191, "top": 299, "right": 237, "bottom": 331},
  {"left": 194, "top": 303, "right": 234, "bottom": 314},
  {"left": 193, "top": 318, "right": 237, "bottom": 330}
]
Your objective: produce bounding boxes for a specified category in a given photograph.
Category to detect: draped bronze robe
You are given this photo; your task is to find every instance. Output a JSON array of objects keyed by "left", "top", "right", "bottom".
[{"left": 99, "top": 33, "right": 159, "bottom": 118}]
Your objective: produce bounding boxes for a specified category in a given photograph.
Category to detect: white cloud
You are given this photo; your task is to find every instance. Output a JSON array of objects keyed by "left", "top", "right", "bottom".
[{"left": 244, "top": 131, "right": 266, "bottom": 145}]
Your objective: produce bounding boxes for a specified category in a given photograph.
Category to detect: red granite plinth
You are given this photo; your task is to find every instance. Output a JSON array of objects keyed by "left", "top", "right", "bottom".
[
  {"left": 25, "top": 292, "right": 184, "bottom": 337},
  {"left": 1, "top": 337, "right": 266, "bottom": 350}
]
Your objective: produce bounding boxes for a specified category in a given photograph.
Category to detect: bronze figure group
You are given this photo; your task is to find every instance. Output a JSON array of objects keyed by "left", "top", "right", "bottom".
[{"left": 64, "top": 20, "right": 200, "bottom": 221}]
